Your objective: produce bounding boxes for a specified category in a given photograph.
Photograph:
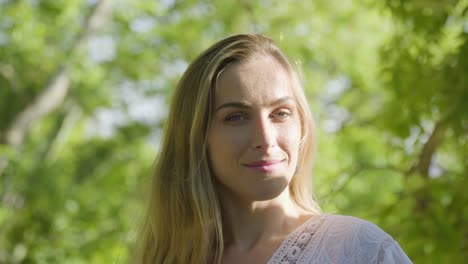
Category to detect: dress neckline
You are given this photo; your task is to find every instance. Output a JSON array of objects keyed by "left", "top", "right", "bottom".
[{"left": 267, "top": 214, "right": 327, "bottom": 263}]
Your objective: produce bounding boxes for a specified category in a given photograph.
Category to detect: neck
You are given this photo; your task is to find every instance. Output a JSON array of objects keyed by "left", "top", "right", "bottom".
[{"left": 219, "top": 187, "right": 310, "bottom": 250}]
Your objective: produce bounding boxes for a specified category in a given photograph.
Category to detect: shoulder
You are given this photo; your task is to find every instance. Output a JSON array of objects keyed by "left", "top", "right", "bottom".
[
  {"left": 268, "top": 214, "right": 412, "bottom": 264},
  {"left": 324, "top": 214, "right": 391, "bottom": 241},
  {"left": 316, "top": 214, "right": 392, "bottom": 255},
  {"left": 311, "top": 214, "right": 412, "bottom": 263}
]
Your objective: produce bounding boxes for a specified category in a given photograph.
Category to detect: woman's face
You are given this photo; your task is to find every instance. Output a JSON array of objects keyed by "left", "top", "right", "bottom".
[{"left": 207, "top": 56, "right": 302, "bottom": 202}]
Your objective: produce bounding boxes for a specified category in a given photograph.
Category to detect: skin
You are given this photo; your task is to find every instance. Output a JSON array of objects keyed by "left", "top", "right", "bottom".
[{"left": 207, "top": 56, "right": 312, "bottom": 263}]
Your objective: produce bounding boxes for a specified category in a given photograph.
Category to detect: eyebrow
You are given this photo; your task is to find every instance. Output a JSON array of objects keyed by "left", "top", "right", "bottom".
[{"left": 214, "top": 96, "right": 296, "bottom": 112}]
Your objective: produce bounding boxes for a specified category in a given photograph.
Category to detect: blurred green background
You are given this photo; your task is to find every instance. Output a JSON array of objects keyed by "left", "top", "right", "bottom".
[{"left": 1, "top": 0, "right": 467, "bottom": 263}]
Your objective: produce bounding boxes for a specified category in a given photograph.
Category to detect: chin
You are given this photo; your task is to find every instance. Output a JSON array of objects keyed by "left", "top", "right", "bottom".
[{"left": 244, "top": 176, "right": 290, "bottom": 201}]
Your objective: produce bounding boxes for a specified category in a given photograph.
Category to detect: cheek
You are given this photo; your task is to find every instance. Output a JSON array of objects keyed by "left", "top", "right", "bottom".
[
  {"left": 279, "top": 123, "right": 302, "bottom": 159},
  {"left": 208, "top": 126, "right": 249, "bottom": 163}
]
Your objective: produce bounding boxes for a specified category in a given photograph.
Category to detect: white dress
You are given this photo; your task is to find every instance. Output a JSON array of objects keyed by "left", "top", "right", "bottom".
[{"left": 267, "top": 214, "right": 412, "bottom": 264}]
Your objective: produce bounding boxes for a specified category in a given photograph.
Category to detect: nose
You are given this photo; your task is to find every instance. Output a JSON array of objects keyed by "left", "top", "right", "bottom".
[{"left": 251, "top": 115, "right": 276, "bottom": 150}]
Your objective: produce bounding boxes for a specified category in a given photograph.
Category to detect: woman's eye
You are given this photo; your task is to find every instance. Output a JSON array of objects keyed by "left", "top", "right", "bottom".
[
  {"left": 225, "top": 113, "right": 246, "bottom": 122},
  {"left": 272, "top": 110, "right": 291, "bottom": 119}
]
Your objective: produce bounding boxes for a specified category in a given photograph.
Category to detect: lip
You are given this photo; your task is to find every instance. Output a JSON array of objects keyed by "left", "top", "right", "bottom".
[{"left": 244, "top": 159, "right": 284, "bottom": 172}]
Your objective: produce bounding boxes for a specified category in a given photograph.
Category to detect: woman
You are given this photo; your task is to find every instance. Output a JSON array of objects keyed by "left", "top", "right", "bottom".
[{"left": 137, "top": 34, "right": 411, "bottom": 263}]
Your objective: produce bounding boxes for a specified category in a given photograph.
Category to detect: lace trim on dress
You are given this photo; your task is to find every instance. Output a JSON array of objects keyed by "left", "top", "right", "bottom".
[
  {"left": 267, "top": 215, "right": 328, "bottom": 264},
  {"left": 268, "top": 214, "right": 412, "bottom": 264}
]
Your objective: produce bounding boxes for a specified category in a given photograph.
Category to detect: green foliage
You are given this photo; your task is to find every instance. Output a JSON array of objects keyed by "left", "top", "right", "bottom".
[{"left": 0, "top": 0, "right": 467, "bottom": 262}]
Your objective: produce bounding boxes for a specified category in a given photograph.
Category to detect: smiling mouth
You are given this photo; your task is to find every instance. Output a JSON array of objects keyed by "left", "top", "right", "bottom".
[{"left": 244, "top": 159, "right": 285, "bottom": 172}]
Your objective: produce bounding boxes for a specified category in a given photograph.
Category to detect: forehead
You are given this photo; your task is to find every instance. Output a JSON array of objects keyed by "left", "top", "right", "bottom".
[{"left": 215, "top": 57, "right": 294, "bottom": 106}]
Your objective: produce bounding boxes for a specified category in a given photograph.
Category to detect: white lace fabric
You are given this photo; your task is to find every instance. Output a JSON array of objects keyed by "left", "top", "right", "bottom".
[{"left": 267, "top": 215, "right": 412, "bottom": 264}]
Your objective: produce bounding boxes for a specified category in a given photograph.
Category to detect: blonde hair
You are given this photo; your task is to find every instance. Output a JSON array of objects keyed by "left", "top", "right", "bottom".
[{"left": 137, "top": 34, "right": 321, "bottom": 264}]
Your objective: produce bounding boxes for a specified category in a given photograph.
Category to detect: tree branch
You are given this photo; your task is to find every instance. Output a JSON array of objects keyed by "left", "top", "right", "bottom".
[
  {"left": 0, "top": 63, "right": 22, "bottom": 94},
  {"left": 404, "top": 117, "right": 450, "bottom": 213},
  {"left": 0, "top": 0, "right": 112, "bottom": 174},
  {"left": 406, "top": 120, "right": 446, "bottom": 177},
  {"left": 5, "top": 67, "right": 70, "bottom": 147},
  {"left": 3, "top": 0, "right": 112, "bottom": 147}
]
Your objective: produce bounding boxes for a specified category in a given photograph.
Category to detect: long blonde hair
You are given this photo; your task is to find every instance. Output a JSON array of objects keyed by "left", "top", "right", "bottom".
[{"left": 137, "top": 34, "right": 321, "bottom": 264}]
